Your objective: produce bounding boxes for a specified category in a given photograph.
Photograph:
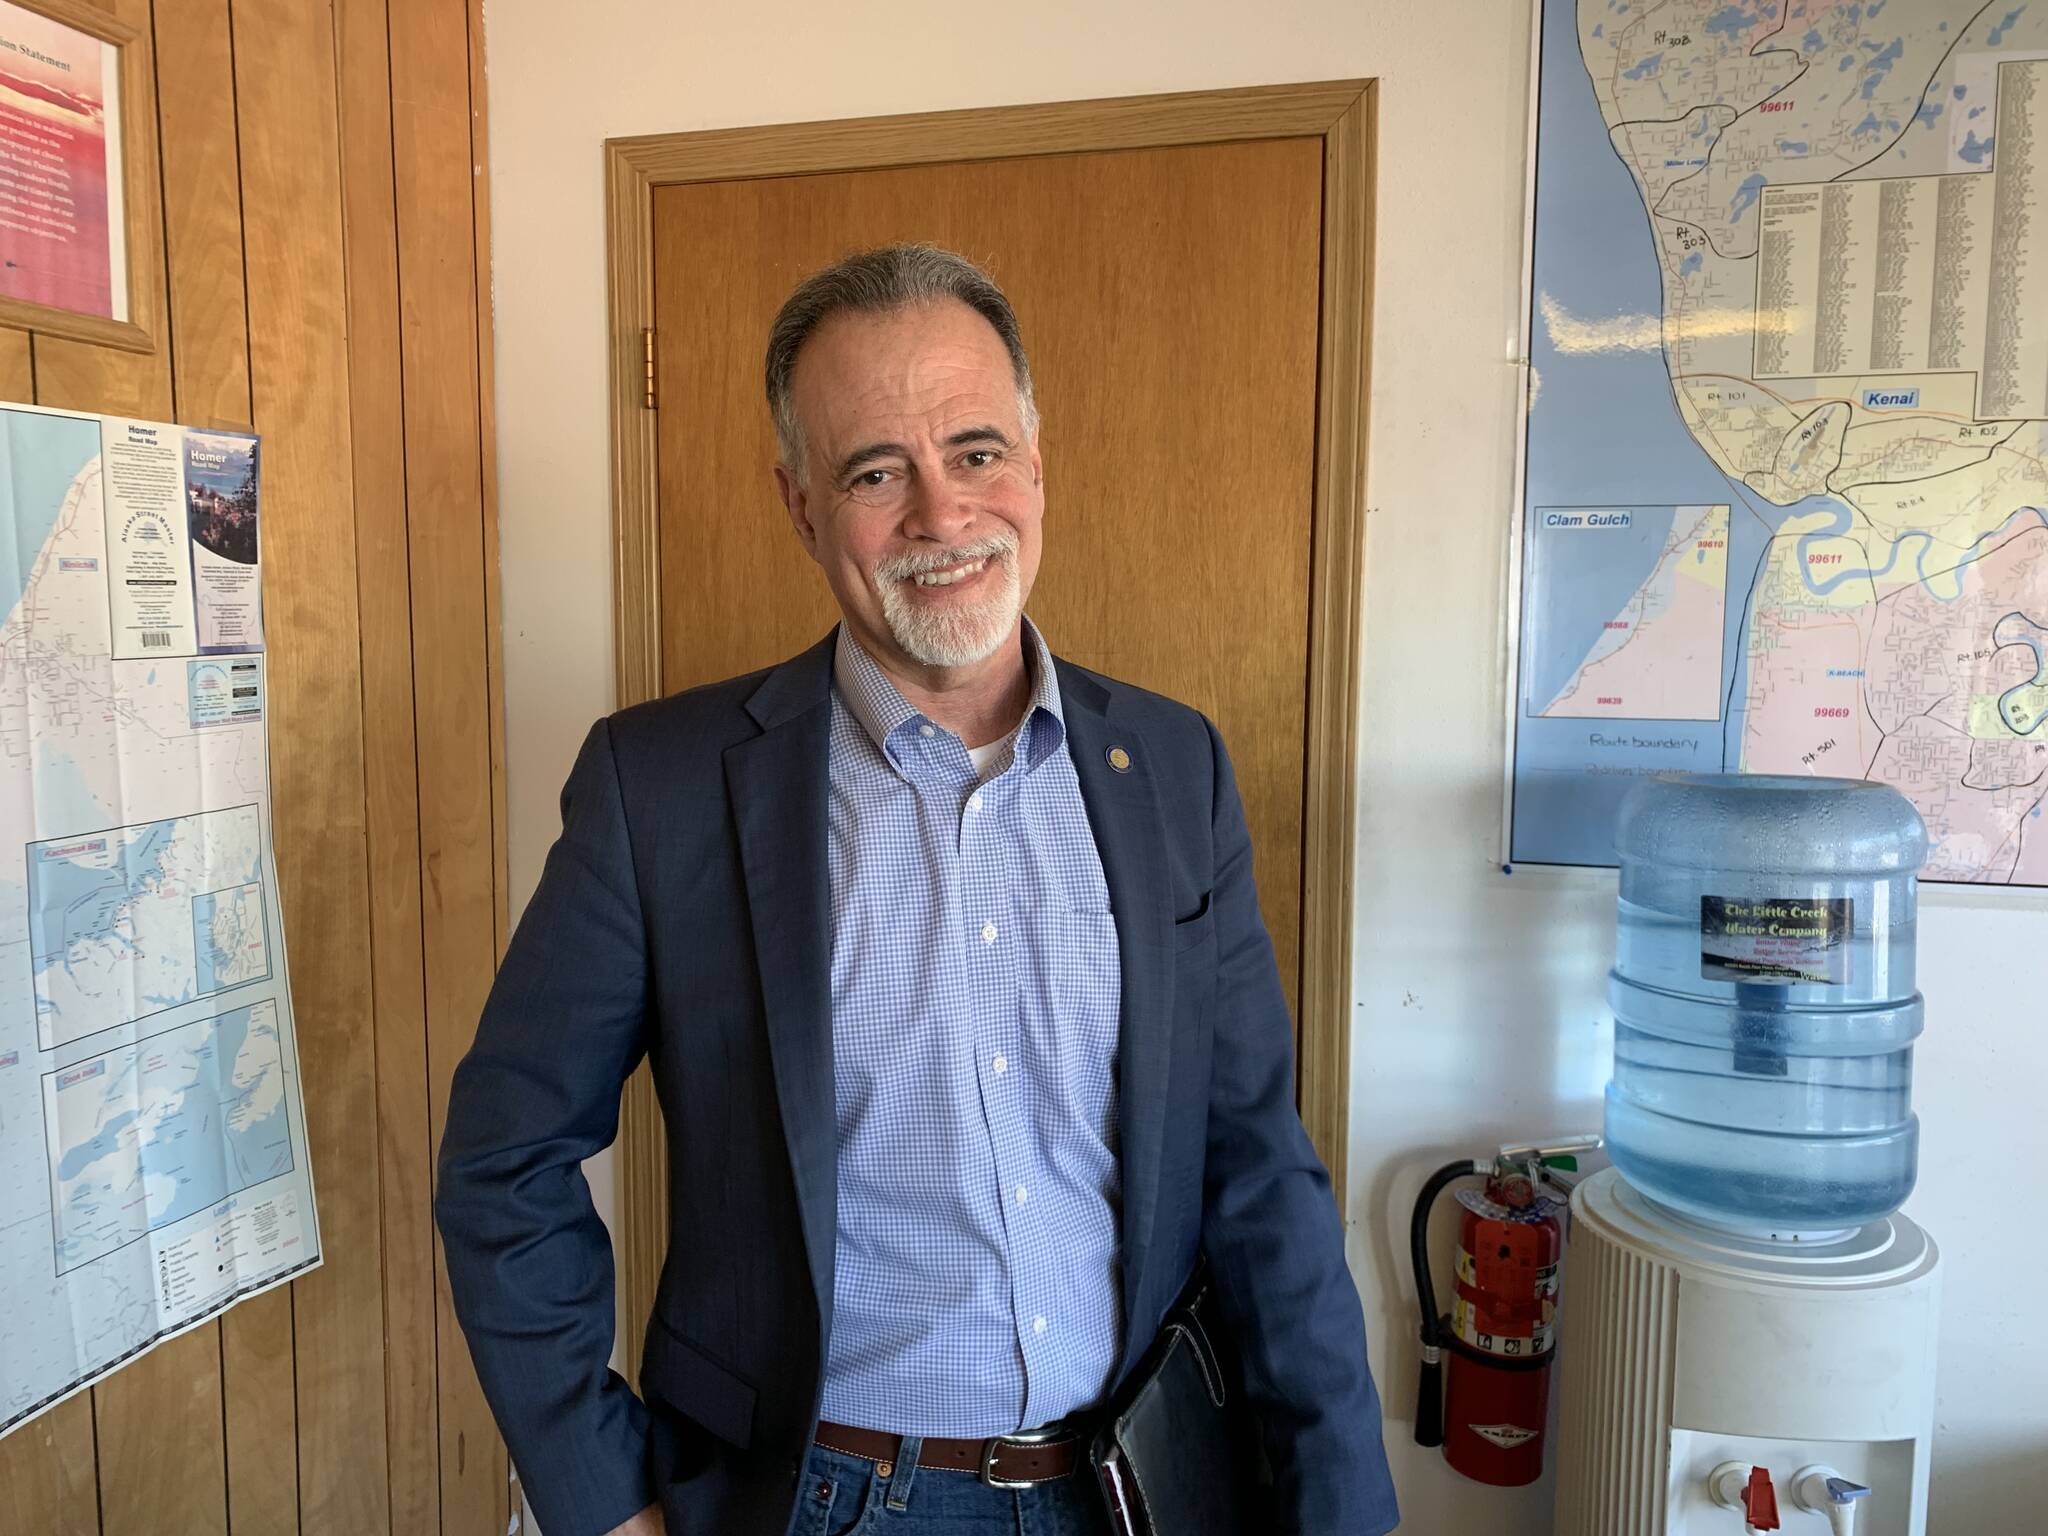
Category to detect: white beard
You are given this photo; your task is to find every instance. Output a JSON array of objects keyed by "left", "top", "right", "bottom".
[{"left": 875, "top": 537, "right": 1022, "bottom": 668}]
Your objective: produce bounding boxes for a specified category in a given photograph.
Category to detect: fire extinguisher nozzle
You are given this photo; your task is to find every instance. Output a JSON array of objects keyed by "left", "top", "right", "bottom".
[
  {"left": 1409, "top": 1158, "right": 1486, "bottom": 1450},
  {"left": 1413, "top": 1345, "right": 1446, "bottom": 1447}
]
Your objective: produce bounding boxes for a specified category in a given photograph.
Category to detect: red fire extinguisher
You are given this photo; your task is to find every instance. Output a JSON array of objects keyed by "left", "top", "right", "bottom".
[{"left": 1410, "top": 1137, "right": 1598, "bottom": 1485}]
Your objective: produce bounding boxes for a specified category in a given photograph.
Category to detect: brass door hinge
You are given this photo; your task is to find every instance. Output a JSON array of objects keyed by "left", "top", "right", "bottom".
[{"left": 642, "top": 327, "right": 656, "bottom": 411}]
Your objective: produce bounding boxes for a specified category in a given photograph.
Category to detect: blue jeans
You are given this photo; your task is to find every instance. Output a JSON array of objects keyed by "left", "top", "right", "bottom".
[{"left": 787, "top": 1441, "right": 1114, "bottom": 1536}]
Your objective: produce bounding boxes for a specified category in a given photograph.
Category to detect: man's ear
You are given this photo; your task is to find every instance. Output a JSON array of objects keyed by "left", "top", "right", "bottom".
[{"left": 774, "top": 463, "right": 820, "bottom": 559}]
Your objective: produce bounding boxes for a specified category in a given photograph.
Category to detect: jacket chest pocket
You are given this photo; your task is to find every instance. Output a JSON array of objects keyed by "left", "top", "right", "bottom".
[{"left": 1171, "top": 889, "right": 1216, "bottom": 955}]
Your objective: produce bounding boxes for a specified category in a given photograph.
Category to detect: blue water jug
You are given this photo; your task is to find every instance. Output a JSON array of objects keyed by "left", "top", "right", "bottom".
[{"left": 1606, "top": 773, "right": 1927, "bottom": 1237}]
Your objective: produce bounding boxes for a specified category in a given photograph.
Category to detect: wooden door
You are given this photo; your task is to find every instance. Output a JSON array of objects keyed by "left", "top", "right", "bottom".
[{"left": 651, "top": 138, "right": 1324, "bottom": 1019}]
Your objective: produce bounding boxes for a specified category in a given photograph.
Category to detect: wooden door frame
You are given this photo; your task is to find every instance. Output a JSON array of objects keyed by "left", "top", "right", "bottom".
[{"left": 603, "top": 80, "right": 1377, "bottom": 1370}]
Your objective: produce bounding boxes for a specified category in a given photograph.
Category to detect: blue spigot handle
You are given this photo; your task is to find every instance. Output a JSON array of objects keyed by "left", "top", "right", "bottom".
[{"left": 1825, "top": 1477, "right": 1872, "bottom": 1505}]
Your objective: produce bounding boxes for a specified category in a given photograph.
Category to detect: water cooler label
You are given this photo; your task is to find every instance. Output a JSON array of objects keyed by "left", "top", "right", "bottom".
[{"left": 1699, "top": 896, "right": 1852, "bottom": 985}]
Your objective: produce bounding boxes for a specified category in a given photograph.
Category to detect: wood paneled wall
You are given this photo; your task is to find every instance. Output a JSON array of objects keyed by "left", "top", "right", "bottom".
[{"left": 0, "top": 1, "right": 509, "bottom": 1533}]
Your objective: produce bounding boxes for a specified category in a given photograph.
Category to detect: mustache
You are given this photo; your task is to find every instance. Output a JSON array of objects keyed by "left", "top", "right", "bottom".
[{"left": 874, "top": 534, "right": 1018, "bottom": 584}]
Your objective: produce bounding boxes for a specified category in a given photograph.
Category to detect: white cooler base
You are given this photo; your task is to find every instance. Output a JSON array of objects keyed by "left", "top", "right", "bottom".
[{"left": 1552, "top": 1168, "right": 1941, "bottom": 1535}]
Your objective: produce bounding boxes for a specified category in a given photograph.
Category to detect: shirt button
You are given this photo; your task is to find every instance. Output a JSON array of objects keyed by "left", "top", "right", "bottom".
[
  {"left": 919, "top": 724, "right": 936, "bottom": 738},
  {"left": 968, "top": 792, "right": 983, "bottom": 812},
  {"left": 992, "top": 1054, "right": 1007, "bottom": 1075},
  {"left": 1033, "top": 1316, "right": 1048, "bottom": 1335},
  {"left": 982, "top": 922, "right": 997, "bottom": 944},
  {"left": 1014, "top": 1185, "right": 1029, "bottom": 1205}
]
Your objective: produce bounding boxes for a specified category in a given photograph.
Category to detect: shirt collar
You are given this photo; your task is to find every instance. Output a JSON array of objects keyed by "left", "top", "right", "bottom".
[{"left": 832, "top": 618, "right": 1067, "bottom": 773}]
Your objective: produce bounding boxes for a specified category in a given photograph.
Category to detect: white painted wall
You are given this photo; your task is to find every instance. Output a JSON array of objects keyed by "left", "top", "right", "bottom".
[{"left": 482, "top": 3, "right": 2046, "bottom": 1531}]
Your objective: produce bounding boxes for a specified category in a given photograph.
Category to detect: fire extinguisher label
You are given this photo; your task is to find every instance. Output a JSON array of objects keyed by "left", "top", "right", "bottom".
[
  {"left": 1469, "top": 1423, "right": 1539, "bottom": 1449},
  {"left": 1455, "top": 1188, "right": 1568, "bottom": 1225},
  {"left": 1452, "top": 1294, "right": 1555, "bottom": 1355},
  {"left": 1700, "top": 895, "right": 1852, "bottom": 985}
]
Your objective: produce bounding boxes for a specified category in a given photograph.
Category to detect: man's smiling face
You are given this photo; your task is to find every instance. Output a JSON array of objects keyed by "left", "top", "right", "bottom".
[{"left": 773, "top": 298, "right": 1044, "bottom": 679}]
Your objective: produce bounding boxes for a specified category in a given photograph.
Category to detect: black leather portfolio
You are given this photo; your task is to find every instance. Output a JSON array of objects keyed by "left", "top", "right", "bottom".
[{"left": 1090, "top": 1267, "right": 1263, "bottom": 1535}]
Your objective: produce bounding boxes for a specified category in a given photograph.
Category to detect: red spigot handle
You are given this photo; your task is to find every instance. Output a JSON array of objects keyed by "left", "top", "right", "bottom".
[{"left": 1742, "top": 1465, "right": 1781, "bottom": 1530}]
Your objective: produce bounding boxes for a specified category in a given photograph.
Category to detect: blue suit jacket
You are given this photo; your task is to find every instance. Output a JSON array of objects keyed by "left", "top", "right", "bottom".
[{"left": 435, "top": 634, "right": 1397, "bottom": 1536}]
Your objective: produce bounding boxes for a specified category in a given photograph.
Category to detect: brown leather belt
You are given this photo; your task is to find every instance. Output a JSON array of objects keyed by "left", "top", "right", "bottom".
[{"left": 813, "top": 1418, "right": 1086, "bottom": 1487}]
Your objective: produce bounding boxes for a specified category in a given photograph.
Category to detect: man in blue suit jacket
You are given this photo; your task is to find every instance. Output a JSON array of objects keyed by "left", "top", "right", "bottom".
[{"left": 435, "top": 245, "right": 1397, "bottom": 1536}]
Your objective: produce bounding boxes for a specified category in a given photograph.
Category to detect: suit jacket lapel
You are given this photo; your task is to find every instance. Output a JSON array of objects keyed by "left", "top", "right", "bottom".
[
  {"left": 726, "top": 635, "right": 838, "bottom": 1337},
  {"left": 1058, "top": 660, "right": 1175, "bottom": 1378}
]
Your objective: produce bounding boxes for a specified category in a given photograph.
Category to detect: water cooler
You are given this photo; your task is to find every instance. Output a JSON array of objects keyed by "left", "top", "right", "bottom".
[{"left": 1553, "top": 775, "right": 1942, "bottom": 1535}]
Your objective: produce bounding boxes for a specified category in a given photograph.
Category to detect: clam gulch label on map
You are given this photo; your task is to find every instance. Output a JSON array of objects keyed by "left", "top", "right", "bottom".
[
  {"left": 1527, "top": 504, "right": 1731, "bottom": 722},
  {"left": 1700, "top": 896, "right": 1852, "bottom": 986}
]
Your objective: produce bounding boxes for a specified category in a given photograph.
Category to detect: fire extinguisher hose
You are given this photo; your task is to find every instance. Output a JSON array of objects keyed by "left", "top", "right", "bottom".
[{"left": 1409, "top": 1158, "right": 1487, "bottom": 1448}]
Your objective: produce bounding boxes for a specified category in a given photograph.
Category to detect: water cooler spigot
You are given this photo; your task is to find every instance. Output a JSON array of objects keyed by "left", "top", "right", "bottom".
[
  {"left": 1793, "top": 1466, "right": 1872, "bottom": 1536},
  {"left": 1709, "top": 1462, "right": 1780, "bottom": 1530}
]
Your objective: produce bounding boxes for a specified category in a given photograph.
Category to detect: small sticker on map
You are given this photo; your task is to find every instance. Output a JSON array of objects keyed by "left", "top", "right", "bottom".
[
  {"left": 1700, "top": 896, "right": 1851, "bottom": 986},
  {"left": 189, "top": 656, "right": 263, "bottom": 728}
]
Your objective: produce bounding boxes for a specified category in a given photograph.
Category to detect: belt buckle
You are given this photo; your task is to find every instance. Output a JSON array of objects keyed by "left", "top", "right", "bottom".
[{"left": 979, "top": 1424, "right": 1066, "bottom": 1489}]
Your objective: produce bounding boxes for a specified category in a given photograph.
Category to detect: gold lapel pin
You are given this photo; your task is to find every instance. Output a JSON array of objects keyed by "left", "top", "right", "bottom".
[{"left": 1107, "top": 746, "right": 1132, "bottom": 773}]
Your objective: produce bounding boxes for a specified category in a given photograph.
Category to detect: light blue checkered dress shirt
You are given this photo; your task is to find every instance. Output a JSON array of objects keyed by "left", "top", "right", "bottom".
[{"left": 818, "top": 619, "right": 1123, "bottom": 1437}]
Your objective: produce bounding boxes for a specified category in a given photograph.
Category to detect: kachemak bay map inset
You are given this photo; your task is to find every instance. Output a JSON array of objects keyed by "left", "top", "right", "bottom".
[{"left": 1512, "top": 0, "right": 2048, "bottom": 883}]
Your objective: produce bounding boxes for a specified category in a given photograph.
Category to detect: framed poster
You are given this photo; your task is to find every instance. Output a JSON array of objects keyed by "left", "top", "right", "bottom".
[
  {"left": 1503, "top": 0, "right": 2048, "bottom": 886},
  {"left": 0, "top": 0, "right": 159, "bottom": 352}
]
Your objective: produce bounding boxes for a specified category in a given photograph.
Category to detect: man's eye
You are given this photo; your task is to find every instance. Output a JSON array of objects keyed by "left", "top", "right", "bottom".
[
  {"left": 962, "top": 450, "right": 997, "bottom": 469},
  {"left": 853, "top": 469, "right": 891, "bottom": 489}
]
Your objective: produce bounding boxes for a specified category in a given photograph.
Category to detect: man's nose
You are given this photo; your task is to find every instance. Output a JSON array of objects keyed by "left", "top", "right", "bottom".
[{"left": 900, "top": 465, "right": 976, "bottom": 542}]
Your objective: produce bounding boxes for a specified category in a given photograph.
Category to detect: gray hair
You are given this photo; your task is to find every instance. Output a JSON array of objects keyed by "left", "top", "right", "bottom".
[{"left": 764, "top": 243, "right": 1038, "bottom": 479}]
